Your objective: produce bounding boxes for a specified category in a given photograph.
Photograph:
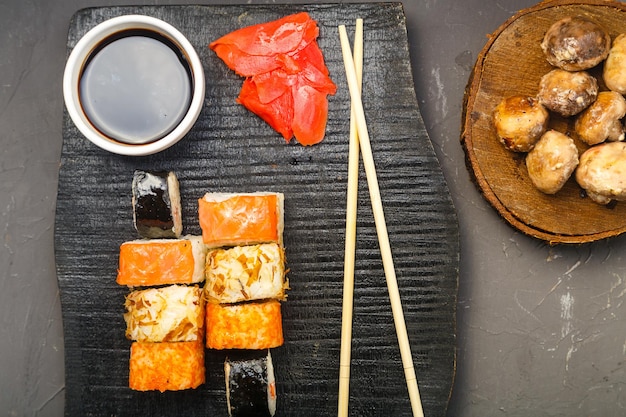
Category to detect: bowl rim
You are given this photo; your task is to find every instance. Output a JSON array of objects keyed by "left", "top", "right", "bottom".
[{"left": 62, "top": 14, "right": 205, "bottom": 156}]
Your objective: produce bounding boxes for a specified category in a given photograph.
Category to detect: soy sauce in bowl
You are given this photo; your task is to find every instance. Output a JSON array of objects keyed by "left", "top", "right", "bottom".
[
  {"left": 79, "top": 30, "right": 192, "bottom": 145},
  {"left": 63, "top": 15, "right": 205, "bottom": 156}
]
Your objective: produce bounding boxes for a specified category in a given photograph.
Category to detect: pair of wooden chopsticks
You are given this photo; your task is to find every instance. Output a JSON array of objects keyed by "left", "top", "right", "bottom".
[{"left": 337, "top": 21, "right": 425, "bottom": 417}]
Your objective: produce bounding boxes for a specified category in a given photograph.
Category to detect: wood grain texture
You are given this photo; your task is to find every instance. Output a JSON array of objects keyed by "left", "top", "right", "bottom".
[
  {"left": 462, "top": 0, "right": 626, "bottom": 244},
  {"left": 55, "top": 4, "right": 459, "bottom": 416}
]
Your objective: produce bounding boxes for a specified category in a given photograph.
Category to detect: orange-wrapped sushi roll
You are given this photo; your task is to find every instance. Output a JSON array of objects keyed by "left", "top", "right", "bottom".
[
  {"left": 124, "top": 285, "right": 204, "bottom": 342},
  {"left": 205, "top": 243, "right": 288, "bottom": 304},
  {"left": 206, "top": 300, "right": 283, "bottom": 350},
  {"left": 129, "top": 340, "right": 205, "bottom": 392},
  {"left": 116, "top": 235, "right": 207, "bottom": 287},
  {"left": 198, "top": 192, "right": 284, "bottom": 248}
]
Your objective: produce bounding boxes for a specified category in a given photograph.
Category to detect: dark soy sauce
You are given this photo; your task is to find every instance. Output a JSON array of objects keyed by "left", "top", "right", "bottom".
[{"left": 79, "top": 30, "right": 192, "bottom": 145}]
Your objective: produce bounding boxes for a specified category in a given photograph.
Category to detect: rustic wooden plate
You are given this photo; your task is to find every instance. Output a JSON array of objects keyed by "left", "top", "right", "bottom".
[{"left": 462, "top": 0, "right": 626, "bottom": 244}]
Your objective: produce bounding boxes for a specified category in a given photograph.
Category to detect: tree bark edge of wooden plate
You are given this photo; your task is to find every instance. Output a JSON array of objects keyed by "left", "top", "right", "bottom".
[{"left": 462, "top": 0, "right": 626, "bottom": 245}]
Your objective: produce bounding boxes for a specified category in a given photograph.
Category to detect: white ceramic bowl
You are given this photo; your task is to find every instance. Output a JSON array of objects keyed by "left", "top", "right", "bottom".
[{"left": 62, "top": 15, "right": 205, "bottom": 156}]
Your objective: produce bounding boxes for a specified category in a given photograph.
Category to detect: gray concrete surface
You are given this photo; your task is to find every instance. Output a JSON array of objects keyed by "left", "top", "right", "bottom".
[{"left": 2, "top": 0, "right": 626, "bottom": 416}]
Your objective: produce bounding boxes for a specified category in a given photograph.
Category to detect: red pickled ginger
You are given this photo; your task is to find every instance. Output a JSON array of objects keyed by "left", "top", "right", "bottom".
[{"left": 210, "top": 12, "right": 336, "bottom": 146}]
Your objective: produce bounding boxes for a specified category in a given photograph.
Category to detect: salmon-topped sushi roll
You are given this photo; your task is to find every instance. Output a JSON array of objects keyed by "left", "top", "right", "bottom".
[
  {"left": 198, "top": 192, "right": 284, "bottom": 248},
  {"left": 124, "top": 285, "right": 204, "bottom": 342},
  {"left": 116, "top": 235, "right": 207, "bottom": 287},
  {"left": 205, "top": 243, "right": 288, "bottom": 304},
  {"left": 206, "top": 300, "right": 283, "bottom": 350},
  {"left": 129, "top": 340, "right": 205, "bottom": 392}
]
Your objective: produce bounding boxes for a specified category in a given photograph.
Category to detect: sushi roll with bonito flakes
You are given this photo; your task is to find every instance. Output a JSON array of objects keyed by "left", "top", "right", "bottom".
[
  {"left": 132, "top": 170, "right": 183, "bottom": 239},
  {"left": 225, "top": 350, "right": 277, "bottom": 417},
  {"left": 124, "top": 284, "right": 204, "bottom": 343},
  {"left": 205, "top": 243, "right": 288, "bottom": 304}
]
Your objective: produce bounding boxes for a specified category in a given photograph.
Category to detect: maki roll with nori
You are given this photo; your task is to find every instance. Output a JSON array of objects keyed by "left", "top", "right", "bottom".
[
  {"left": 132, "top": 170, "right": 182, "bottom": 238},
  {"left": 225, "top": 350, "right": 276, "bottom": 417}
]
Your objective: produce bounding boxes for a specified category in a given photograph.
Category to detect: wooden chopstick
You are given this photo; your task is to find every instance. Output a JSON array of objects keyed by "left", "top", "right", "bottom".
[
  {"left": 338, "top": 24, "right": 425, "bottom": 417},
  {"left": 337, "top": 18, "right": 363, "bottom": 417}
]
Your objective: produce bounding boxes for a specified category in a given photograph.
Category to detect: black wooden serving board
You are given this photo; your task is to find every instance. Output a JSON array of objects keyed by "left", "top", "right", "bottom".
[{"left": 54, "top": 4, "right": 459, "bottom": 417}]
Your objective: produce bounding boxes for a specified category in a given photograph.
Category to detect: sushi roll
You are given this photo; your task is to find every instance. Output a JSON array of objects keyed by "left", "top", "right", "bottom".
[
  {"left": 206, "top": 300, "right": 283, "bottom": 350},
  {"left": 205, "top": 243, "right": 288, "bottom": 304},
  {"left": 129, "top": 340, "right": 205, "bottom": 392},
  {"left": 124, "top": 285, "right": 204, "bottom": 342},
  {"left": 132, "top": 170, "right": 182, "bottom": 239},
  {"left": 198, "top": 192, "right": 284, "bottom": 248},
  {"left": 225, "top": 350, "right": 277, "bottom": 417},
  {"left": 116, "top": 235, "right": 207, "bottom": 287}
]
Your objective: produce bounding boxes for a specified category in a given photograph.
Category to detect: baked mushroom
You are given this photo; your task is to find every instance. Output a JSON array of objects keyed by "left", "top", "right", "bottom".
[
  {"left": 575, "top": 91, "right": 626, "bottom": 145},
  {"left": 576, "top": 141, "right": 626, "bottom": 204},
  {"left": 537, "top": 69, "right": 598, "bottom": 117},
  {"left": 493, "top": 95, "right": 549, "bottom": 152},
  {"left": 603, "top": 33, "right": 626, "bottom": 94},
  {"left": 541, "top": 16, "right": 610, "bottom": 71},
  {"left": 526, "top": 130, "right": 579, "bottom": 194}
]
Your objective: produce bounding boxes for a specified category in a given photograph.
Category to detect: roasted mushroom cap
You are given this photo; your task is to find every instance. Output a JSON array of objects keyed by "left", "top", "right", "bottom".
[
  {"left": 526, "top": 130, "right": 579, "bottom": 195},
  {"left": 576, "top": 141, "right": 626, "bottom": 204},
  {"left": 603, "top": 33, "right": 626, "bottom": 94},
  {"left": 575, "top": 91, "right": 626, "bottom": 145},
  {"left": 537, "top": 69, "right": 598, "bottom": 117},
  {"left": 541, "top": 16, "right": 610, "bottom": 71},
  {"left": 493, "top": 95, "right": 549, "bottom": 152}
]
